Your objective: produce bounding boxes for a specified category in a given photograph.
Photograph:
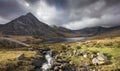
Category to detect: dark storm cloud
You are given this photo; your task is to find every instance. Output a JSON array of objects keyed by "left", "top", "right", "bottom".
[
  {"left": 69, "top": 0, "right": 98, "bottom": 8},
  {"left": 63, "top": 0, "right": 120, "bottom": 29},
  {"left": 25, "top": 0, "right": 39, "bottom": 4},
  {"left": 0, "top": 0, "right": 29, "bottom": 24},
  {"left": 105, "top": 0, "right": 120, "bottom": 6},
  {"left": 45, "top": 0, "right": 68, "bottom": 9},
  {"left": 0, "top": 0, "right": 120, "bottom": 29},
  {"left": 0, "top": 0, "right": 20, "bottom": 17}
]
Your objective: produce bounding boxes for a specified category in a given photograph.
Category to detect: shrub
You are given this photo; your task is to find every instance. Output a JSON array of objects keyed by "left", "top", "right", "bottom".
[{"left": 76, "top": 46, "right": 81, "bottom": 49}]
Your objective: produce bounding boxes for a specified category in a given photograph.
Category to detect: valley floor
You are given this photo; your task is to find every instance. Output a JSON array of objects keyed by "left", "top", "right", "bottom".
[{"left": 0, "top": 37, "right": 120, "bottom": 71}]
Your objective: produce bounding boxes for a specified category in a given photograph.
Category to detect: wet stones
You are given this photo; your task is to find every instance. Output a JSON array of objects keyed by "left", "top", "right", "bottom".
[
  {"left": 40, "top": 48, "right": 51, "bottom": 55},
  {"left": 52, "top": 58, "right": 74, "bottom": 71},
  {"left": 54, "top": 66, "right": 60, "bottom": 71},
  {"left": 27, "top": 47, "right": 75, "bottom": 71},
  {"left": 31, "top": 57, "right": 46, "bottom": 67},
  {"left": 56, "top": 59, "right": 66, "bottom": 63}
]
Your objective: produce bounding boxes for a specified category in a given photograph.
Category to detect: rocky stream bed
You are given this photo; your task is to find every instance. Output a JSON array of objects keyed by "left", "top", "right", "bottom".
[{"left": 16, "top": 47, "right": 108, "bottom": 71}]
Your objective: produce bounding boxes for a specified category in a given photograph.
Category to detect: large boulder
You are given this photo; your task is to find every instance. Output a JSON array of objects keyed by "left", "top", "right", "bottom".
[
  {"left": 31, "top": 58, "right": 46, "bottom": 67},
  {"left": 92, "top": 58, "right": 99, "bottom": 65},
  {"left": 92, "top": 53, "right": 107, "bottom": 65},
  {"left": 97, "top": 53, "right": 107, "bottom": 61}
]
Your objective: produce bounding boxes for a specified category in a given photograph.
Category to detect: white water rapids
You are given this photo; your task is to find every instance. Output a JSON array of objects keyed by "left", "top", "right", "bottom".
[{"left": 42, "top": 51, "right": 54, "bottom": 71}]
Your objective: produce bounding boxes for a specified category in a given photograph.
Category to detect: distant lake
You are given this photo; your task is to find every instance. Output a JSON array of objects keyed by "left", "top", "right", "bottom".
[{"left": 43, "top": 37, "right": 86, "bottom": 43}]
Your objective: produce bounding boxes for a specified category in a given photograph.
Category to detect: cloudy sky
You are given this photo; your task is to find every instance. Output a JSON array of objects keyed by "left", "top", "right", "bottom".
[{"left": 0, "top": 0, "right": 120, "bottom": 30}]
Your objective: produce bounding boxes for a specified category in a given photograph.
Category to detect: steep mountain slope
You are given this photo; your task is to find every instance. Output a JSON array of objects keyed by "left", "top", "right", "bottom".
[
  {"left": 74, "top": 26, "right": 107, "bottom": 36},
  {"left": 0, "top": 13, "right": 63, "bottom": 38},
  {"left": 92, "top": 27, "right": 120, "bottom": 38},
  {"left": 52, "top": 26, "right": 83, "bottom": 37},
  {"left": 52, "top": 26, "right": 74, "bottom": 33},
  {"left": 74, "top": 26, "right": 120, "bottom": 37}
]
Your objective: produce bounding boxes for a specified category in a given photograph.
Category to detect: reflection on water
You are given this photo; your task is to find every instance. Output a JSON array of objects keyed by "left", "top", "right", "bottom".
[{"left": 44, "top": 37, "right": 86, "bottom": 43}]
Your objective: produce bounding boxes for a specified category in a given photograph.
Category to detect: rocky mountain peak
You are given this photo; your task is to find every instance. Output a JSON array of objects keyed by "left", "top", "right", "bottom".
[
  {"left": 26, "top": 12, "right": 33, "bottom": 16},
  {"left": 25, "top": 12, "right": 36, "bottom": 18},
  {"left": 0, "top": 13, "right": 63, "bottom": 37}
]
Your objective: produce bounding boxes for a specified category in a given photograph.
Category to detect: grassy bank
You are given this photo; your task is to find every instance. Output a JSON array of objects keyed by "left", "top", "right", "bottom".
[
  {"left": 47, "top": 37, "right": 120, "bottom": 70},
  {"left": 0, "top": 37, "right": 120, "bottom": 71},
  {"left": 0, "top": 48, "right": 35, "bottom": 71}
]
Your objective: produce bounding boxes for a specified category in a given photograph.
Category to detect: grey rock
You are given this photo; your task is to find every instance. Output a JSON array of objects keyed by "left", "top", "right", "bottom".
[
  {"left": 97, "top": 53, "right": 107, "bottom": 61},
  {"left": 54, "top": 66, "right": 60, "bottom": 71},
  {"left": 73, "top": 50, "right": 77, "bottom": 54},
  {"left": 92, "top": 53, "right": 107, "bottom": 65},
  {"left": 53, "top": 62, "right": 61, "bottom": 66},
  {"left": 56, "top": 59, "right": 64, "bottom": 63},
  {"left": 31, "top": 58, "right": 46, "bottom": 67}
]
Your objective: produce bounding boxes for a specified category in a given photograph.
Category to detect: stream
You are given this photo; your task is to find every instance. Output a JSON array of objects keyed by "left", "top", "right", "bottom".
[{"left": 42, "top": 51, "right": 54, "bottom": 71}]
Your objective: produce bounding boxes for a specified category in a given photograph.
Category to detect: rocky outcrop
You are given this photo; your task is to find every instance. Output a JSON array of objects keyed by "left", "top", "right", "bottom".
[
  {"left": 92, "top": 53, "right": 107, "bottom": 65},
  {"left": 53, "top": 58, "right": 74, "bottom": 71},
  {"left": 28, "top": 48, "right": 75, "bottom": 71}
]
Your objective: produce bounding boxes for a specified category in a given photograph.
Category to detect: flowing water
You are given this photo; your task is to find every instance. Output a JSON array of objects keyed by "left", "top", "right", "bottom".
[
  {"left": 40, "top": 37, "right": 87, "bottom": 71},
  {"left": 42, "top": 51, "right": 54, "bottom": 71}
]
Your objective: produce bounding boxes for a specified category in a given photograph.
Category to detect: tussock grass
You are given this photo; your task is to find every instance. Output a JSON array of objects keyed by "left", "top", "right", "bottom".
[
  {"left": 0, "top": 48, "right": 35, "bottom": 71},
  {"left": 0, "top": 49, "right": 34, "bottom": 62},
  {"left": 47, "top": 37, "right": 120, "bottom": 70},
  {"left": 0, "top": 36, "right": 120, "bottom": 71}
]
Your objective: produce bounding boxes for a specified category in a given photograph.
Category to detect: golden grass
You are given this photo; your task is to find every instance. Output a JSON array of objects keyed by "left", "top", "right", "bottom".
[
  {"left": 73, "top": 37, "right": 120, "bottom": 56},
  {"left": 0, "top": 49, "right": 34, "bottom": 62},
  {"left": 58, "top": 37, "right": 120, "bottom": 70},
  {"left": 0, "top": 36, "right": 119, "bottom": 70},
  {"left": 91, "top": 37, "right": 120, "bottom": 43},
  {"left": 0, "top": 47, "right": 36, "bottom": 71}
]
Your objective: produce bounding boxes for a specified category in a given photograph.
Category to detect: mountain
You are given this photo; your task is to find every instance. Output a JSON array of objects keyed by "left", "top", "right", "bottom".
[
  {"left": 0, "top": 12, "right": 119, "bottom": 38},
  {"left": 52, "top": 26, "right": 83, "bottom": 37},
  {"left": 52, "top": 26, "right": 74, "bottom": 33},
  {"left": 74, "top": 26, "right": 120, "bottom": 37},
  {"left": 92, "top": 26, "right": 120, "bottom": 38},
  {"left": 74, "top": 26, "right": 107, "bottom": 36},
  {"left": 0, "top": 13, "right": 63, "bottom": 38}
]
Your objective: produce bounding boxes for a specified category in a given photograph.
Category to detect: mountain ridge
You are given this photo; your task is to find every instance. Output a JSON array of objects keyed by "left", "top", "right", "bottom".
[
  {"left": 0, "top": 13, "right": 63, "bottom": 38},
  {"left": 74, "top": 25, "right": 120, "bottom": 37},
  {"left": 0, "top": 12, "right": 120, "bottom": 38}
]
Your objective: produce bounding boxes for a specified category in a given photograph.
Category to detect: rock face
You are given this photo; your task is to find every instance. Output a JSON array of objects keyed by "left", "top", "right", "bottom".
[
  {"left": 73, "top": 25, "right": 120, "bottom": 36},
  {"left": 0, "top": 13, "right": 63, "bottom": 38}
]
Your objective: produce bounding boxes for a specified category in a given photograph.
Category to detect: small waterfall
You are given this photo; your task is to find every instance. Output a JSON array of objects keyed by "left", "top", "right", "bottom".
[{"left": 42, "top": 51, "right": 54, "bottom": 71}]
